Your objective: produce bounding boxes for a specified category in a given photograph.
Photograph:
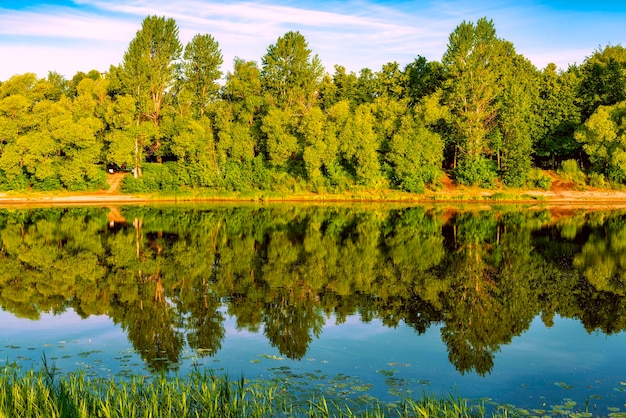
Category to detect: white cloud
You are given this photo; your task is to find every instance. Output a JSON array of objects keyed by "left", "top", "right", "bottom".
[
  {"left": 0, "top": 0, "right": 624, "bottom": 81},
  {"left": 0, "top": 7, "right": 138, "bottom": 41}
]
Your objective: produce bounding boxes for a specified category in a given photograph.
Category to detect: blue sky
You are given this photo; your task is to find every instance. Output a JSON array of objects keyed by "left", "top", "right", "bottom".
[{"left": 1, "top": 0, "right": 625, "bottom": 81}]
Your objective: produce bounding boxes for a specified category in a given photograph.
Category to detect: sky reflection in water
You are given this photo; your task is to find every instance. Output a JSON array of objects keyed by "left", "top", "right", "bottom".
[{"left": 1, "top": 204, "right": 626, "bottom": 415}]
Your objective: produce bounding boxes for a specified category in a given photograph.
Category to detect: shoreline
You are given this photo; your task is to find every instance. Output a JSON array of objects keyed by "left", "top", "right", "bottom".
[{"left": 4, "top": 188, "right": 626, "bottom": 207}]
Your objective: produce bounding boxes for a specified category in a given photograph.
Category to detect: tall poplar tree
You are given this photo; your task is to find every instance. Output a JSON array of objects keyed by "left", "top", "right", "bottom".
[
  {"left": 120, "top": 15, "right": 182, "bottom": 174},
  {"left": 180, "top": 33, "right": 223, "bottom": 117},
  {"left": 260, "top": 31, "right": 323, "bottom": 112},
  {"left": 441, "top": 18, "right": 506, "bottom": 185}
]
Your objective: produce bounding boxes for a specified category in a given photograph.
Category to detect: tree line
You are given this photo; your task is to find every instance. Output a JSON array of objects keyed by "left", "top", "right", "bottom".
[
  {"left": 1, "top": 205, "right": 625, "bottom": 374},
  {"left": 0, "top": 16, "right": 625, "bottom": 193}
]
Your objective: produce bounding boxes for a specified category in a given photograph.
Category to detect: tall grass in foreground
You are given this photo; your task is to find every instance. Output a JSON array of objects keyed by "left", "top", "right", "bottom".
[{"left": 0, "top": 362, "right": 519, "bottom": 417}]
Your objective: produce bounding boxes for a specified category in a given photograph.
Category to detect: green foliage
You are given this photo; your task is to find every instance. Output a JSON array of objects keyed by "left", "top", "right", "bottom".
[
  {"left": 260, "top": 31, "right": 323, "bottom": 111},
  {"left": 456, "top": 156, "right": 497, "bottom": 187},
  {"left": 526, "top": 169, "right": 553, "bottom": 190},
  {"left": 575, "top": 101, "right": 626, "bottom": 183},
  {"left": 32, "top": 175, "right": 62, "bottom": 191},
  {"left": 578, "top": 45, "right": 626, "bottom": 121},
  {"left": 533, "top": 64, "right": 581, "bottom": 167},
  {"left": 0, "top": 172, "right": 29, "bottom": 191},
  {"left": 222, "top": 156, "right": 271, "bottom": 191},
  {"left": 0, "top": 15, "right": 623, "bottom": 195},
  {"left": 588, "top": 172, "right": 607, "bottom": 188},
  {"left": 557, "top": 159, "right": 586, "bottom": 185},
  {"left": 121, "top": 15, "right": 182, "bottom": 125},
  {"left": 121, "top": 162, "right": 180, "bottom": 192},
  {"left": 180, "top": 33, "right": 223, "bottom": 117},
  {"left": 442, "top": 18, "right": 506, "bottom": 162}
]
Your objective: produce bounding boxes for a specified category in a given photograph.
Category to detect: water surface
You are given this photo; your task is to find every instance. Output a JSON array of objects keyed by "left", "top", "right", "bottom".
[{"left": 1, "top": 204, "right": 625, "bottom": 415}]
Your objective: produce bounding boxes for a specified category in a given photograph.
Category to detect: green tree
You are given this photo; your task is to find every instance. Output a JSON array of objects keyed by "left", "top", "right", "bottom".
[
  {"left": 339, "top": 104, "right": 381, "bottom": 185},
  {"left": 534, "top": 64, "right": 581, "bottom": 168},
  {"left": 386, "top": 93, "right": 447, "bottom": 192},
  {"left": 575, "top": 101, "right": 626, "bottom": 182},
  {"left": 441, "top": 18, "right": 506, "bottom": 183},
  {"left": 260, "top": 31, "right": 323, "bottom": 112},
  {"left": 218, "top": 58, "right": 263, "bottom": 165},
  {"left": 404, "top": 56, "right": 445, "bottom": 105},
  {"left": 120, "top": 15, "right": 182, "bottom": 172},
  {"left": 578, "top": 45, "right": 626, "bottom": 121},
  {"left": 180, "top": 33, "right": 223, "bottom": 117},
  {"left": 261, "top": 107, "right": 299, "bottom": 169},
  {"left": 497, "top": 54, "right": 540, "bottom": 186}
]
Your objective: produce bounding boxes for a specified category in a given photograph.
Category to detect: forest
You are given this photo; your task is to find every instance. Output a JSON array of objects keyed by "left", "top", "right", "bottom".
[{"left": 0, "top": 15, "right": 625, "bottom": 193}]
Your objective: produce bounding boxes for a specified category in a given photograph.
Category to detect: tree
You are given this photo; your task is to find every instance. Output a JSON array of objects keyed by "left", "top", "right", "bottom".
[
  {"left": 180, "top": 33, "right": 223, "bottom": 117},
  {"left": 404, "top": 56, "right": 445, "bottom": 105},
  {"left": 575, "top": 101, "right": 626, "bottom": 182},
  {"left": 339, "top": 104, "right": 381, "bottom": 185},
  {"left": 377, "top": 61, "right": 407, "bottom": 100},
  {"left": 578, "top": 45, "right": 626, "bottom": 121},
  {"left": 441, "top": 18, "right": 506, "bottom": 183},
  {"left": 496, "top": 54, "right": 540, "bottom": 186},
  {"left": 261, "top": 107, "right": 299, "bottom": 168},
  {"left": 386, "top": 93, "right": 447, "bottom": 192},
  {"left": 260, "top": 31, "right": 323, "bottom": 112},
  {"left": 534, "top": 64, "right": 581, "bottom": 168},
  {"left": 120, "top": 15, "right": 182, "bottom": 172}
]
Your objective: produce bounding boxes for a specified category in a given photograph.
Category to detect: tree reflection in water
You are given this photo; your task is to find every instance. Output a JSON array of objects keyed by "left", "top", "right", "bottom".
[{"left": 1, "top": 205, "right": 625, "bottom": 374}]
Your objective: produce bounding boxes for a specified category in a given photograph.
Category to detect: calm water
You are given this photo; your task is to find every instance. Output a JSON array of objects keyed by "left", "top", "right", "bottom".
[{"left": 1, "top": 204, "right": 626, "bottom": 415}]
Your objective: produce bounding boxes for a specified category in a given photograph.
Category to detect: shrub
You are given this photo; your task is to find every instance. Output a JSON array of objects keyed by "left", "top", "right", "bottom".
[
  {"left": 526, "top": 169, "right": 553, "bottom": 190},
  {"left": 0, "top": 173, "right": 30, "bottom": 191},
  {"left": 557, "top": 159, "right": 586, "bottom": 185},
  {"left": 32, "top": 176, "right": 62, "bottom": 191},
  {"left": 121, "top": 163, "right": 180, "bottom": 193},
  {"left": 588, "top": 172, "right": 607, "bottom": 188},
  {"left": 456, "top": 157, "right": 497, "bottom": 188}
]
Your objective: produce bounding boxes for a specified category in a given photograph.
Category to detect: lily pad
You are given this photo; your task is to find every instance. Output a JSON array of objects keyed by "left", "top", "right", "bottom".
[
  {"left": 555, "top": 381, "right": 575, "bottom": 389},
  {"left": 385, "top": 377, "right": 409, "bottom": 387},
  {"left": 377, "top": 369, "right": 398, "bottom": 377}
]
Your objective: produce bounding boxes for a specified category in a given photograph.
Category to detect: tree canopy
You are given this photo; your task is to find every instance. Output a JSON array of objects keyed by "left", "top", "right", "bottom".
[{"left": 1, "top": 15, "right": 625, "bottom": 193}]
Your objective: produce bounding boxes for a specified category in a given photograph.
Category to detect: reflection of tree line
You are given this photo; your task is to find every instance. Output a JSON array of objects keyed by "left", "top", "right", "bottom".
[{"left": 1, "top": 206, "right": 625, "bottom": 375}]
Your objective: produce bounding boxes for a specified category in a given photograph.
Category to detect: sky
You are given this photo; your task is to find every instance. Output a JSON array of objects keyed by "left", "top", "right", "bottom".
[{"left": 0, "top": 0, "right": 625, "bottom": 82}]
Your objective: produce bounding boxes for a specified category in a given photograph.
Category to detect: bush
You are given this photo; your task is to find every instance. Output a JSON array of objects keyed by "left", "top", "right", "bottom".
[
  {"left": 588, "top": 172, "right": 607, "bottom": 188},
  {"left": 121, "top": 163, "right": 180, "bottom": 193},
  {"left": 557, "top": 159, "right": 586, "bottom": 185},
  {"left": 0, "top": 173, "right": 30, "bottom": 191},
  {"left": 33, "top": 176, "right": 62, "bottom": 191},
  {"left": 456, "top": 157, "right": 497, "bottom": 188},
  {"left": 526, "top": 169, "right": 552, "bottom": 190}
]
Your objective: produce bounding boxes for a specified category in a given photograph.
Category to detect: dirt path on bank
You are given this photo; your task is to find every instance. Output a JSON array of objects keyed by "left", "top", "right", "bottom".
[
  {"left": 105, "top": 172, "right": 126, "bottom": 194},
  {"left": 0, "top": 173, "right": 148, "bottom": 206}
]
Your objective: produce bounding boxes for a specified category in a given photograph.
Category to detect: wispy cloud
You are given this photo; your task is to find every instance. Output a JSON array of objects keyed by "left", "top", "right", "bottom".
[
  {"left": 0, "top": 0, "right": 624, "bottom": 81},
  {"left": 0, "top": 7, "right": 137, "bottom": 41}
]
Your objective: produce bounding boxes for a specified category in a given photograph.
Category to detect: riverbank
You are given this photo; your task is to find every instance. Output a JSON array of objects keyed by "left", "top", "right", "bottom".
[{"left": 2, "top": 172, "right": 626, "bottom": 206}]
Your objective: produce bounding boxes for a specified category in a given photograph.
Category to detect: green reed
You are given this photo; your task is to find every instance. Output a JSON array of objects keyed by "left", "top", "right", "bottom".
[{"left": 0, "top": 361, "right": 520, "bottom": 418}]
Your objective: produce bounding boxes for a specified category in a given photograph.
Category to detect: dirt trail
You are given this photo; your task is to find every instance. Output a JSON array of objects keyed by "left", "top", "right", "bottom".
[{"left": 105, "top": 172, "right": 127, "bottom": 194}]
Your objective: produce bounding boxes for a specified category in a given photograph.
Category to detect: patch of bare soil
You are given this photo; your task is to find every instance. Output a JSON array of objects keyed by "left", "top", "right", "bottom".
[
  {"left": 433, "top": 170, "right": 626, "bottom": 207},
  {"left": 0, "top": 173, "right": 145, "bottom": 206}
]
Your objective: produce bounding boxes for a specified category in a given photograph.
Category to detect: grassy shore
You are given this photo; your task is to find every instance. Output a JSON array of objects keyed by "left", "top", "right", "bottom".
[{"left": 0, "top": 362, "right": 538, "bottom": 418}]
